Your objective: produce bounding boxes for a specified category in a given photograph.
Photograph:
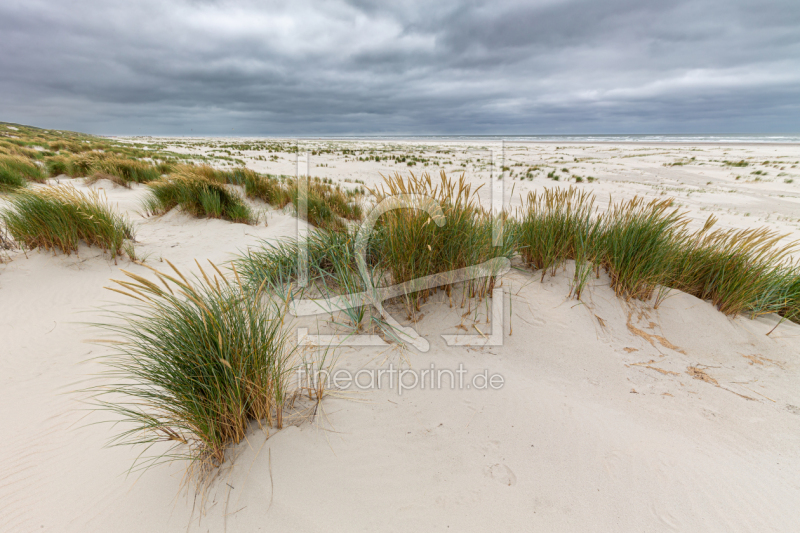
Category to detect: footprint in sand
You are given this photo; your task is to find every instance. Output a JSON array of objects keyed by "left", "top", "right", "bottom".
[{"left": 487, "top": 463, "right": 517, "bottom": 486}]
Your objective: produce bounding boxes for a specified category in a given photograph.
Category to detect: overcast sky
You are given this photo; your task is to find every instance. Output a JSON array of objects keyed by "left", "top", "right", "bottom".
[{"left": 1, "top": 0, "right": 798, "bottom": 135}]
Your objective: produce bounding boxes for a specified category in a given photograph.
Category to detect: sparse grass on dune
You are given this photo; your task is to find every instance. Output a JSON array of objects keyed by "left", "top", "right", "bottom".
[
  {"left": 87, "top": 156, "right": 162, "bottom": 186},
  {"left": 92, "top": 263, "right": 296, "bottom": 472},
  {"left": 516, "top": 188, "right": 599, "bottom": 297},
  {"left": 0, "top": 185, "right": 134, "bottom": 257},
  {"left": 672, "top": 220, "right": 799, "bottom": 318},
  {"left": 171, "top": 164, "right": 362, "bottom": 230},
  {"left": 239, "top": 172, "right": 513, "bottom": 324},
  {"left": 143, "top": 171, "right": 254, "bottom": 224},
  {"left": 516, "top": 186, "right": 800, "bottom": 321},
  {"left": 249, "top": 174, "right": 796, "bottom": 325},
  {"left": 236, "top": 226, "right": 369, "bottom": 330},
  {"left": 2, "top": 124, "right": 364, "bottom": 229},
  {"left": 0, "top": 155, "right": 46, "bottom": 188},
  {"left": 243, "top": 172, "right": 363, "bottom": 231},
  {"left": 369, "top": 171, "right": 512, "bottom": 309}
]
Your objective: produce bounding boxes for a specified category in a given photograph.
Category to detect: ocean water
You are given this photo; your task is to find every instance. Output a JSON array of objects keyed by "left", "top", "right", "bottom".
[{"left": 306, "top": 134, "right": 800, "bottom": 144}]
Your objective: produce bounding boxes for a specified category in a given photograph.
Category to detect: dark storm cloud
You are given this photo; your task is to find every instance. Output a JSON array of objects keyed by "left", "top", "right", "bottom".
[{"left": 0, "top": 0, "right": 798, "bottom": 134}]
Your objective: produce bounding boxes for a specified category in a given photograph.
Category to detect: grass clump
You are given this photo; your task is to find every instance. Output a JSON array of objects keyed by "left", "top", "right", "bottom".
[
  {"left": 0, "top": 164, "right": 28, "bottom": 192},
  {"left": 144, "top": 172, "right": 254, "bottom": 224},
  {"left": 45, "top": 157, "right": 71, "bottom": 177},
  {"left": 516, "top": 186, "right": 800, "bottom": 320},
  {"left": 0, "top": 155, "right": 46, "bottom": 189},
  {"left": 242, "top": 172, "right": 363, "bottom": 231},
  {"left": 598, "top": 197, "right": 685, "bottom": 302},
  {"left": 88, "top": 157, "right": 161, "bottom": 186},
  {"left": 93, "top": 263, "right": 296, "bottom": 471},
  {"left": 0, "top": 185, "right": 133, "bottom": 257},
  {"left": 236, "top": 227, "right": 371, "bottom": 331},
  {"left": 673, "top": 220, "right": 799, "bottom": 318},
  {"left": 369, "top": 172, "right": 512, "bottom": 310},
  {"left": 516, "top": 188, "right": 599, "bottom": 298}
]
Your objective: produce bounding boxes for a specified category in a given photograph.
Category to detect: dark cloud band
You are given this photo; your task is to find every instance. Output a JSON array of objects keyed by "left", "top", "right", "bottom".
[{"left": 1, "top": 0, "right": 798, "bottom": 134}]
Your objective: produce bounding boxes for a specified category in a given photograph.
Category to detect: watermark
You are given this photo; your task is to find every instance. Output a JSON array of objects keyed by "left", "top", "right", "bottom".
[
  {"left": 297, "top": 363, "right": 505, "bottom": 395},
  {"left": 290, "top": 142, "right": 510, "bottom": 351}
]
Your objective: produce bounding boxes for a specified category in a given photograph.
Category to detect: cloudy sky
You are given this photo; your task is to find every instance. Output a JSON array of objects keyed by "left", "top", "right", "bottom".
[{"left": 1, "top": 0, "right": 798, "bottom": 135}]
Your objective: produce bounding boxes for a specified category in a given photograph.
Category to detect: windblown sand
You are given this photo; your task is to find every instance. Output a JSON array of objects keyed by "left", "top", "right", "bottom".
[{"left": 2, "top": 142, "right": 800, "bottom": 532}]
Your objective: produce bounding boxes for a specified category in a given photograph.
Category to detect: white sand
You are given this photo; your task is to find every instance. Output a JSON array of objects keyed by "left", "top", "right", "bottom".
[{"left": 2, "top": 143, "right": 800, "bottom": 532}]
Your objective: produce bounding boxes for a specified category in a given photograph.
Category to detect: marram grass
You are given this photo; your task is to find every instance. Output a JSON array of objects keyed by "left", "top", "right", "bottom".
[
  {"left": 234, "top": 176, "right": 800, "bottom": 325},
  {"left": 0, "top": 155, "right": 45, "bottom": 191},
  {"left": 516, "top": 186, "right": 800, "bottom": 321},
  {"left": 143, "top": 171, "right": 254, "bottom": 224},
  {"left": 92, "top": 263, "right": 296, "bottom": 472},
  {"left": 87, "top": 156, "right": 161, "bottom": 186},
  {"left": 239, "top": 171, "right": 514, "bottom": 323},
  {"left": 369, "top": 171, "right": 514, "bottom": 311},
  {"left": 0, "top": 185, "right": 134, "bottom": 257},
  {"left": 598, "top": 197, "right": 686, "bottom": 302},
  {"left": 515, "top": 187, "right": 600, "bottom": 298}
]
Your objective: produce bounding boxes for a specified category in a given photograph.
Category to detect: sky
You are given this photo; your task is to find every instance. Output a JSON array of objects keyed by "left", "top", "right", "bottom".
[{"left": 1, "top": 0, "right": 799, "bottom": 135}]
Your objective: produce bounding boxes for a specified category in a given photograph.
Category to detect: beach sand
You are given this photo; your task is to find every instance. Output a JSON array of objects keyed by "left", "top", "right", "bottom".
[{"left": 2, "top": 141, "right": 800, "bottom": 532}]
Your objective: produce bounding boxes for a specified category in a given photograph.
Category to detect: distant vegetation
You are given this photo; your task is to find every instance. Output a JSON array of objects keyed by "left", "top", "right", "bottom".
[{"left": 0, "top": 122, "right": 365, "bottom": 234}]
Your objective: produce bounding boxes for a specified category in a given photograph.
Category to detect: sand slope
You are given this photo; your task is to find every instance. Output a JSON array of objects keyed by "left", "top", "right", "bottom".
[{"left": 2, "top": 159, "right": 800, "bottom": 532}]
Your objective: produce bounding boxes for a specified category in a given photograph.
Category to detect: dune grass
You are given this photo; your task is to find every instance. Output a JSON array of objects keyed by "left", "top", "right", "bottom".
[
  {"left": 87, "top": 156, "right": 162, "bottom": 186},
  {"left": 0, "top": 185, "right": 134, "bottom": 257},
  {"left": 161, "top": 164, "right": 362, "bottom": 230},
  {"left": 0, "top": 155, "right": 46, "bottom": 191},
  {"left": 516, "top": 186, "right": 800, "bottom": 320},
  {"left": 516, "top": 188, "right": 599, "bottom": 297},
  {"left": 45, "top": 156, "right": 71, "bottom": 177},
  {"left": 598, "top": 197, "right": 685, "bottom": 302},
  {"left": 235, "top": 225, "right": 375, "bottom": 330},
  {"left": 0, "top": 165, "right": 28, "bottom": 192},
  {"left": 238, "top": 172, "right": 513, "bottom": 327},
  {"left": 143, "top": 171, "right": 254, "bottom": 224},
  {"left": 93, "top": 263, "right": 296, "bottom": 471},
  {"left": 240, "top": 171, "right": 363, "bottom": 230},
  {"left": 369, "top": 172, "right": 512, "bottom": 310},
  {"left": 672, "top": 220, "right": 799, "bottom": 318}
]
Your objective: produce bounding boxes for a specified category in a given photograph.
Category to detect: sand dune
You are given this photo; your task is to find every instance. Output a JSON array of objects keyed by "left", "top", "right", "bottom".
[{"left": 2, "top": 142, "right": 800, "bottom": 532}]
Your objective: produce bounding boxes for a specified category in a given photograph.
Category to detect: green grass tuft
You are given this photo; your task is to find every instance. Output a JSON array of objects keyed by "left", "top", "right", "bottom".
[
  {"left": 89, "top": 156, "right": 161, "bottom": 185},
  {"left": 143, "top": 172, "right": 254, "bottom": 224},
  {"left": 516, "top": 188, "right": 599, "bottom": 298},
  {"left": 0, "top": 155, "right": 46, "bottom": 188},
  {"left": 598, "top": 197, "right": 685, "bottom": 301},
  {"left": 0, "top": 185, "right": 134, "bottom": 256},
  {"left": 92, "top": 263, "right": 296, "bottom": 471}
]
